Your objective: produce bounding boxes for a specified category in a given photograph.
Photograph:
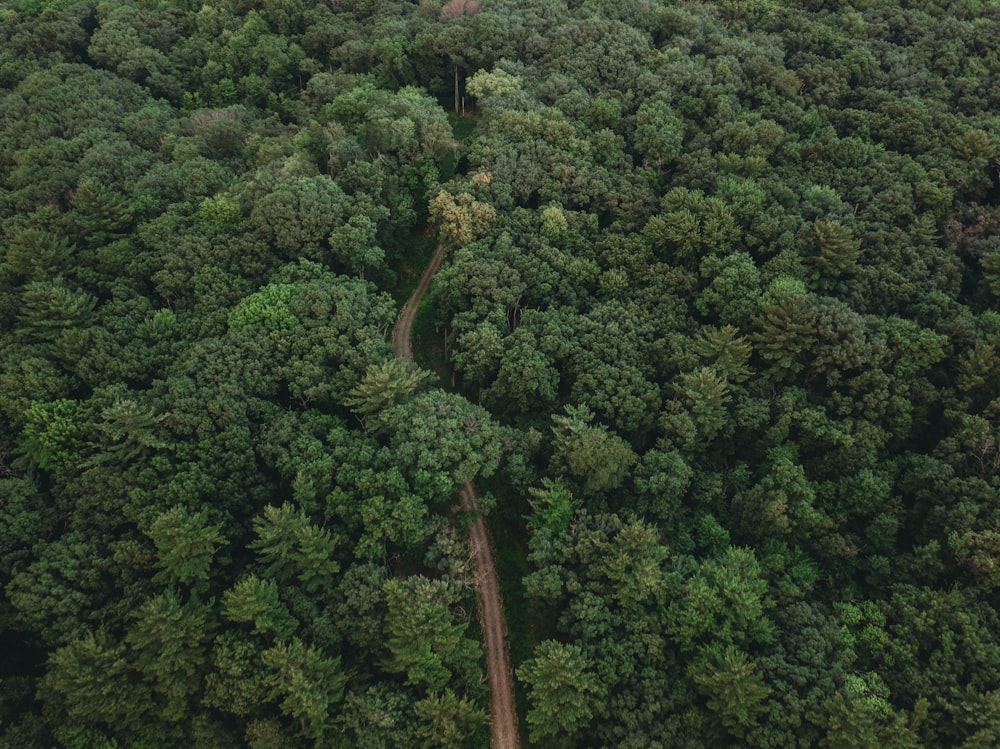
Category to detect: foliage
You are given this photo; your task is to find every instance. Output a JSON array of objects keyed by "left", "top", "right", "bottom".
[{"left": 2, "top": 0, "right": 1000, "bottom": 745}]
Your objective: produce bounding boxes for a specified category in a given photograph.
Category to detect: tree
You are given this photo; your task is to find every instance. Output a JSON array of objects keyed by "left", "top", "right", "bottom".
[
  {"left": 452, "top": 320, "right": 504, "bottom": 392},
  {"left": 428, "top": 190, "right": 497, "bottom": 247},
  {"left": 344, "top": 358, "right": 430, "bottom": 425},
  {"left": 696, "top": 251, "right": 763, "bottom": 328},
  {"left": 328, "top": 212, "right": 386, "bottom": 278},
  {"left": 661, "top": 367, "right": 733, "bottom": 450},
  {"left": 146, "top": 505, "right": 223, "bottom": 591},
  {"left": 483, "top": 330, "right": 560, "bottom": 416},
  {"left": 17, "top": 280, "right": 95, "bottom": 342},
  {"left": 261, "top": 637, "right": 348, "bottom": 742},
  {"left": 222, "top": 575, "right": 298, "bottom": 641},
  {"left": 202, "top": 632, "right": 271, "bottom": 719},
  {"left": 633, "top": 448, "right": 693, "bottom": 524},
  {"left": 550, "top": 404, "right": 637, "bottom": 496},
  {"left": 752, "top": 292, "right": 818, "bottom": 379},
  {"left": 1, "top": 224, "right": 74, "bottom": 281},
  {"left": 665, "top": 546, "right": 776, "bottom": 653},
  {"left": 14, "top": 398, "right": 82, "bottom": 471},
  {"left": 228, "top": 283, "right": 299, "bottom": 332},
  {"left": 731, "top": 445, "right": 830, "bottom": 543},
  {"left": 694, "top": 325, "right": 754, "bottom": 384},
  {"left": 691, "top": 645, "right": 772, "bottom": 740},
  {"left": 633, "top": 97, "right": 685, "bottom": 169},
  {"left": 413, "top": 689, "right": 485, "bottom": 749},
  {"left": 805, "top": 219, "right": 860, "bottom": 291},
  {"left": 382, "top": 576, "right": 478, "bottom": 693},
  {"left": 250, "top": 503, "right": 340, "bottom": 596},
  {"left": 517, "top": 640, "right": 604, "bottom": 747},
  {"left": 249, "top": 175, "right": 347, "bottom": 259},
  {"left": 86, "top": 394, "right": 171, "bottom": 468},
  {"left": 379, "top": 390, "right": 503, "bottom": 490},
  {"left": 125, "top": 590, "right": 212, "bottom": 723},
  {"left": 337, "top": 684, "right": 419, "bottom": 749},
  {"left": 41, "top": 630, "right": 147, "bottom": 737},
  {"left": 466, "top": 67, "right": 521, "bottom": 101},
  {"left": 810, "top": 685, "right": 923, "bottom": 749}
]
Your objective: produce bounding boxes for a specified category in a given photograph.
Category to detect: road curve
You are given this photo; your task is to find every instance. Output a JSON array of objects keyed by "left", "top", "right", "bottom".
[
  {"left": 391, "top": 242, "right": 521, "bottom": 749},
  {"left": 391, "top": 243, "right": 447, "bottom": 359}
]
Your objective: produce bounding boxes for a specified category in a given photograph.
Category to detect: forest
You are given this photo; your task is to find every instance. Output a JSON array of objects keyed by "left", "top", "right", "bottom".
[{"left": 1, "top": 0, "right": 1000, "bottom": 746}]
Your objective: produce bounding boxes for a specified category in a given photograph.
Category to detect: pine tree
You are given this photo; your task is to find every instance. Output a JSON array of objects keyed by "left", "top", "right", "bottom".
[
  {"left": 250, "top": 503, "right": 340, "bottom": 595},
  {"left": 694, "top": 325, "right": 754, "bottom": 384},
  {"left": 550, "top": 404, "right": 637, "bottom": 495},
  {"left": 753, "top": 294, "right": 818, "bottom": 377},
  {"left": 345, "top": 358, "right": 430, "bottom": 425},
  {"left": 18, "top": 280, "right": 96, "bottom": 342},
  {"left": 691, "top": 645, "right": 772, "bottom": 740},
  {"left": 262, "top": 638, "right": 348, "bottom": 742},
  {"left": 222, "top": 575, "right": 299, "bottom": 640},
  {"left": 413, "top": 689, "right": 485, "bottom": 749},
  {"left": 807, "top": 219, "right": 860, "bottom": 290},
  {"left": 382, "top": 576, "right": 470, "bottom": 692},
  {"left": 517, "top": 640, "right": 604, "bottom": 747},
  {"left": 126, "top": 590, "right": 212, "bottom": 722},
  {"left": 146, "top": 505, "right": 223, "bottom": 591},
  {"left": 43, "top": 630, "right": 148, "bottom": 735}
]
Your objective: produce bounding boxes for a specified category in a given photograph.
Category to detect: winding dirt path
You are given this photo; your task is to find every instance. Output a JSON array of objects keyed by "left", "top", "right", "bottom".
[
  {"left": 391, "top": 242, "right": 447, "bottom": 359},
  {"left": 392, "top": 244, "right": 522, "bottom": 749}
]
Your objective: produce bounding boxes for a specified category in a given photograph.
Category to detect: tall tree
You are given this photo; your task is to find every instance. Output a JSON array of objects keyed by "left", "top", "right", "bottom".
[{"left": 517, "top": 640, "right": 604, "bottom": 748}]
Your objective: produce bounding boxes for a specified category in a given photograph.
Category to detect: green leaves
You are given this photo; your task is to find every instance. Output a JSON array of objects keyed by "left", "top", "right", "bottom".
[
  {"left": 665, "top": 546, "right": 775, "bottom": 653},
  {"left": 466, "top": 67, "right": 521, "bottom": 100},
  {"left": 381, "top": 390, "right": 503, "bottom": 489},
  {"left": 146, "top": 505, "right": 223, "bottom": 590},
  {"left": 382, "top": 576, "right": 477, "bottom": 692},
  {"left": 18, "top": 280, "right": 95, "bottom": 342},
  {"left": 517, "top": 640, "right": 604, "bottom": 747},
  {"left": 250, "top": 503, "right": 339, "bottom": 595},
  {"left": 250, "top": 175, "right": 347, "bottom": 258},
  {"left": 753, "top": 292, "right": 818, "bottom": 378},
  {"left": 806, "top": 219, "right": 860, "bottom": 289},
  {"left": 413, "top": 688, "right": 485, "bottom": 749},
  {"left": 126, "top": 591, "right": 211, "bottom": 722},
  {"left": 632, "top": 97, "right": 684, "bottom": 169},
  {"left": 691, "top": 645, "right": 771, "bottom": 740},
  {"left": 228, "top": 283, "right": 298, "bottom": 332},
  {"left": 428, "top": 190, "right": 497, "bottom": 247},
  {"left": 550, "top": 404, "right": 637, "bottom": 495},
  {"left": 223, "top": 575, "right": 298, "bottom": 640},
  {"left": 43, "top": 631, "right": 145, "bottom": 733},
  {"left": 15, "top": 397, "right": 82, "bottom": 470},
  {"left": 345, "top": 358, "right": 431, "bottom": 422},
  {"left": 262, "top": 637, "right": 348, "bottom": 741}
]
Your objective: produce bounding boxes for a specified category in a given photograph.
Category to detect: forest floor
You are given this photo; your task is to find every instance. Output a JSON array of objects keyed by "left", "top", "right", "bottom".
[{"left": 391, "top": 243, "right": 522, "bottom": 749}]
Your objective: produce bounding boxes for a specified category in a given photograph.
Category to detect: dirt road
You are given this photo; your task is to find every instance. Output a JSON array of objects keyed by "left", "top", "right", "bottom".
[
  {"left": 392, "top": 244, "right": 521, "bottom": 749},
  {"left": 391, "top": 243, "right": 447, "bottom": 359},
  {"left": 461, "top": 482, "right": 521, "bottom": 749}
]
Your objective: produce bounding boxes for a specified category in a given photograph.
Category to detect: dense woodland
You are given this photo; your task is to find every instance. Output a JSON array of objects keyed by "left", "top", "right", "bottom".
[{"left": 1, "top": 0, "right": 1000, "bottom": 746}]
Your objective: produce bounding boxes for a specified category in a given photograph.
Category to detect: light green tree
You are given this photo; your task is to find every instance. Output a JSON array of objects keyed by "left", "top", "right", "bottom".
[{"left": 517, "top": 640, "right": 604, "bottom": 747}]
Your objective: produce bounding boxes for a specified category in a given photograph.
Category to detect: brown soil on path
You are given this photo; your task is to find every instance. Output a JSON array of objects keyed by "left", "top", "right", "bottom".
[
  {"left": 462, "top": 482, "right": 521, "bottom": 749},
  {"left": 391, "top": 242, "right": 522, "bottom": 749},
  {"left": 391, "top": 242, "right": 446, "bottom": 359}
]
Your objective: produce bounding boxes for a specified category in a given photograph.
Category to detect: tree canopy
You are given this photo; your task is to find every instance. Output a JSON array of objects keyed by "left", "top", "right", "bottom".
[{"left": 1, "top": 0, "right": 999, "bottom": 746}]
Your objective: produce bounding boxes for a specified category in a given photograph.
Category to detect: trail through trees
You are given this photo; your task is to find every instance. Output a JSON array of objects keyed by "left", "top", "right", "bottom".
[{"left": 392, "top": 244, "right": 522, "bottom": 749}]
